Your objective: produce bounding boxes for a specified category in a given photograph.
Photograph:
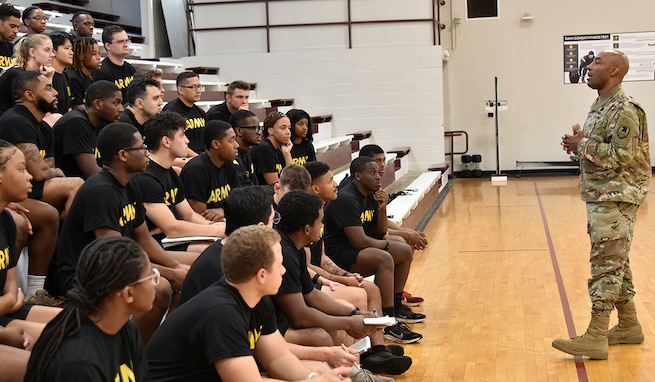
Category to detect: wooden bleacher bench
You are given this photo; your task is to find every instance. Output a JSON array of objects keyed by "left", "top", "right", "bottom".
[
  {"left": 269, "top": 98, "right": 294, "bottom": 107},
  {"left": 34, "top": 1, "right": 146, "bottom": 43},
  {"left": 57, "top": 0, "right": 89, "bottom": 5},
  {"left": 428, "top": 162, "right": 449, "bottom": 173},
  {"left": 187, "top": 67, "right": 219, "bottom": 75},
  {"left": 34, "top": 1, "right": 119, "bottom": 21},
  {"left": 348, "top": 129, "right": 372, "bottom": 153},
  {"left": 386, "top": 171, "right": 441, "bottom": 226},
  {"left": 311, "top": 115, "right": 333, "bottom": 124},
  {"left": 314, "top": 136, "right": 352, "bottom": 154}
]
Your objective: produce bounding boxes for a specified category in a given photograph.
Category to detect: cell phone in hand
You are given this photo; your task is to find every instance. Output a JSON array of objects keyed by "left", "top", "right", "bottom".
[{"left": 350, "top": 336, "right": 372, "bottom": 354}]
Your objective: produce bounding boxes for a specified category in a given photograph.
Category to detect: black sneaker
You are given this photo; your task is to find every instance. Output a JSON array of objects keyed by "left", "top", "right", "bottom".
[
  {"left": 395, "top": 306, "right": 426, "bottom": 324},
  {"left": 384, "top": 323, "right": 423, "bottom": 344},
  {"left": 386, "top": 344, "right": 404, "bottom": 356},
  {"left": 360, "top": 349, "right": 412, "bottom": 375}
]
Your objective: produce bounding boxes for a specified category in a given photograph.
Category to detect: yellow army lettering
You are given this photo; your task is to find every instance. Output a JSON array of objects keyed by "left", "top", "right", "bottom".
[
  {"left": 293, "top": 156, "right": 308, "bottom": 165},
  {"left": 275, "top": 164, "right": 283, "bottom": 175},
  {"left": 360, "top": 209, "right": 374, "bottom": 223},
  {"left": 185, "top": 117, "right": 206, "bottom": 131},
  {"left": 248, "top": 325, "right": 263, "bottom": 350},
  {"left": 94, "top": 147, "right": 101, "bottom": 159},
  {"left": 164, "top": 188, "right": 179, "bottom": 206},
  {"left": 115, "top": 75, "right": 134, "bottom": 90},
  {"left": 114, "top": 362, "right": 136, "bottom": 382},
  {"left": 119, "top": 203, "right": 137, "bottom": 227},
  {"left": 0, "top": 56, "right": 12, "bottom": 67},
  {"left": 0, "top": 246, "right": 9, "bottom": 270},
  {"left": 207, "top": 185, "right": 231, "bottom": 204},
  {"left": 39, "top": 150, "right": 47, "bottom": 159}
]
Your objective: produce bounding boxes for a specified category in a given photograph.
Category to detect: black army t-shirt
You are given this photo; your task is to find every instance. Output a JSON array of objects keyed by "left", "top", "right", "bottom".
[
  {"left": 162, "top": 98, "right": 206, "bottom": 154},
  {"left": 180, "top": 152, "right": 239, "bottom": 210},
  {"left": 52, "top": 71, "right": 72, "bottom": 114},
  {"left": 52, "top": 108, "right": 101, "bottom": 178},
  {"left": 65, "top": 69, "right": 93, "bottom": 107},
  {"left": 233, "top": 147, "right": 258, "bottom": 186},
  {"left": 249, "top": 138, "right": 284, "bottom": 185},
  {"left": 46, "top": 169, "right": 145, "bottom": 296},
  {"left": 0, "top": 209, "right": 17, "bottom": 293},
  {"left": 0, "top": 105, "right": 54, "bottom": 159},
  {"left": 145, "top": 279, "right": 277, "bottom": 382},
  {"left": 91, "top": 58, "right": 136, "bottom": 100},
  {"left": 179, "top": 240, "right": 223, "bottom": 304},
  {"left": 133, "top": 160, "right": 186, "bottom": 239},
  {"left": 45, "top": 319, "right": 146, "bottom": 381},
  {"left": 290, "top": 139, "right": 316, "bottom": 166}
]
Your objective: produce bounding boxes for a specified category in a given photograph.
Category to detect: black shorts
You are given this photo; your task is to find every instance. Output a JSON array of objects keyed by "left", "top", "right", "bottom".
[
  {"left": 28, "top": 180, "right": 45, "bottom": 200},
  {"left": 0, "top": 304, "right": 34, "bottom": 326},
  {"left": 327, "top": 245, "right": 360, "bottom": 270}
]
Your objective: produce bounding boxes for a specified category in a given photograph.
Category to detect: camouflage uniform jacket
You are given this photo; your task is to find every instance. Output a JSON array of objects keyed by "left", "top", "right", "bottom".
[{"left": 578, "top": 84, "right": 651, "bottom": 204}]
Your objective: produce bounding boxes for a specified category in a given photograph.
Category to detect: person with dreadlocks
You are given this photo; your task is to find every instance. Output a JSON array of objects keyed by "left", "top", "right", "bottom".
[
  {"left": 25, "top": 236, "right": 157, "bottom": 381},
  {"left": 65, "top": 36, "right": 102, "bottom": 110}
]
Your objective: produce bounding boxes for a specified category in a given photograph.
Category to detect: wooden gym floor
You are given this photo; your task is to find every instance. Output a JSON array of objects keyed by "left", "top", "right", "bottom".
[{"left": 394, "top": 175, "right": 655, "bottom": 381}]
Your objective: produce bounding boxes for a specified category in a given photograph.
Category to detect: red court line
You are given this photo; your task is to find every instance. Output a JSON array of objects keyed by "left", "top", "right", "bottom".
[{"left": 534, "top": 182, "right": 589, "bottom": 381}]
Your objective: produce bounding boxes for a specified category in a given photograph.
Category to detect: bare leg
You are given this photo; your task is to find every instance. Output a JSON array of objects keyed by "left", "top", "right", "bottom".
[
  {"left": 133, "top": 277, "right": 172, "bottom": 345},
  {"left": 6, "top": 320, "right": 46, "bottom": 346},
  {"left": 17, "top": 199, "right": 58, "bottom": 276},
  {"left": 285, "top": 327, "right": 334, "bottom": 347},
  {"left": 387, "top": 241, "right": 414, "bottom": 294},
  {"left": 350, "top": 248, "right": 395, "bottom": 308},
  {"left": 0, "top": 344, "right": 29, "bottom": 382},
  {"left": 41, "top": 177, "right": 84, "bottom": 222}
]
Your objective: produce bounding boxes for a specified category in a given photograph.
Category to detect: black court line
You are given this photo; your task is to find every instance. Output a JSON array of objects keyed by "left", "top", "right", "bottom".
[{"left": 534, "top": 182, "right": 589, "bottom": 381}]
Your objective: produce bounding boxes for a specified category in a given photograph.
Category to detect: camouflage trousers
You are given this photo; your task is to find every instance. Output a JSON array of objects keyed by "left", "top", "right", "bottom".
[{"left": 586, "top": 201, "right": 639, "bottom": 317}]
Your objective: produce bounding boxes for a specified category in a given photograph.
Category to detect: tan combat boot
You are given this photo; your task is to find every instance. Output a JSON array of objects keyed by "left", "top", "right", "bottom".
[
  {"left": 552, "top": 315, "right": 610, "bottom": 360},
  {"left": 608, "top": 301, "right": 644, "bottom": 345}
]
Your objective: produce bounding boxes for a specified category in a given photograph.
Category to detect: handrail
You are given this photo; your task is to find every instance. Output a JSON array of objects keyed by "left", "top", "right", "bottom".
[
  {"left": 444, "top": 130, "right": 468, "bottom": 176},
  {"left": 186, "top": 0, "right": 444, "bottom": 55}
]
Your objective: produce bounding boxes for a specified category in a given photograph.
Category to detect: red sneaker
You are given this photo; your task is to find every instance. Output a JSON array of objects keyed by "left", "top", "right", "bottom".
[{"left": 401, "top": 291, "right": 424, "bottom": 307}]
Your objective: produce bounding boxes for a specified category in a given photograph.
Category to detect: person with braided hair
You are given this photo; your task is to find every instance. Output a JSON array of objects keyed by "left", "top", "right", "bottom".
[
  {"left": 65, "top": 36, "right": 102, "bottom": 110},
  {"left": 25, "top": 236, "right": 157, "bottom": 382}
]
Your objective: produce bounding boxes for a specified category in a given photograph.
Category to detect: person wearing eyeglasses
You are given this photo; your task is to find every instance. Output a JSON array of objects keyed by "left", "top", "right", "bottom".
[
  {"left": 25, "top": 236, "right": 158, "bottom": 382},
  {"left": 91, "top": 25, "right": 136, "bottom": 101},
  {"left": 180, "top": 120, "right": 240, "bottom": 223},
  {"left": 20, "top": 6, "right": 47, "bottom": 36},
  {"left": 162, "top": 71, "right": 207, "bottom": 155},
  {"left": 228, "top": 110, "right": 261, "bottom": 186},
  {"left": 206, "top": 80, "right": 251, "bottom": 123},
  {"left": 133, "top": 111, "right": 225, "bottom": 255},
  {"left": 47, "top": 122, "right": 197, "bottom": 344},
  {"left": 53, "top": 80, "right": 123, "bottom": 179},
  {"left": 0, "top": 3, "right": 20, "bottom": 67}
]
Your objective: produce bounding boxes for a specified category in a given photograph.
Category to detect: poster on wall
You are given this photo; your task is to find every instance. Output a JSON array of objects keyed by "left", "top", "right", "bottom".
[{"left": 563, "top": 32, "right": 655, "bottom": 84}]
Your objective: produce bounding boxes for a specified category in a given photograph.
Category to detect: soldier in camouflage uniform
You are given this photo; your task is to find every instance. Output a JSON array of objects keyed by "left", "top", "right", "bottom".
[{"left": 553, "top": 50, "right": 650, "bottom": 360}]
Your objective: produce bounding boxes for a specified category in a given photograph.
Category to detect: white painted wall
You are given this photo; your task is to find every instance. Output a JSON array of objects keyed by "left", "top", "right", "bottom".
[
  {"left": 186, "top": 0, "right": 445, "bottom": 171},
  {"left": 440, "top": 0, "right": 655, "bottom": 172},
  {"left": 182, "top": 45, "right": 445, "bottom": 171}
]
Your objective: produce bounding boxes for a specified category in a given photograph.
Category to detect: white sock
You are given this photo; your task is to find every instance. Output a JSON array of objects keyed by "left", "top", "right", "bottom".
[{"left": 26, "top": 275, "right": 46, "bottom": 299}]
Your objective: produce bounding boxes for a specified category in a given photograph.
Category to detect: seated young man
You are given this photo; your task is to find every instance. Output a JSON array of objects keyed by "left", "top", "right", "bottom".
[
  {"left": 304, "top": 161, "right": 422, "bottom": 345},
  {"left": 229, "top": 109, "right": 262, "bottom": 186},
  {"left": 46, "top": 123, "right": 198, "bottom": 344},
  {"left": 275, "top": 190, "right": 412, "bottom": 376},
  {"left": 119, "top": 78, "right": 163, "bottom": 137},
  {"left": 145, "top": 225, "right": 353, "bottom": 382},
  {"left": 324, "top": 157, "right": 426, "bottom": 341},
  {"left": 180, "top": 186, "right": 275, "bottom": 304},
  {"left": 180, "top": 119, "right": 240, "bottom": 222},
  {"left": 133, "top": 111, "right": 225, "bottom": 254},
  {"left": 0, "top": 71, "right": 83, "bottom": 222},
  {"left": 53, "top": 80, "right": 124, "bottom": 179}
]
